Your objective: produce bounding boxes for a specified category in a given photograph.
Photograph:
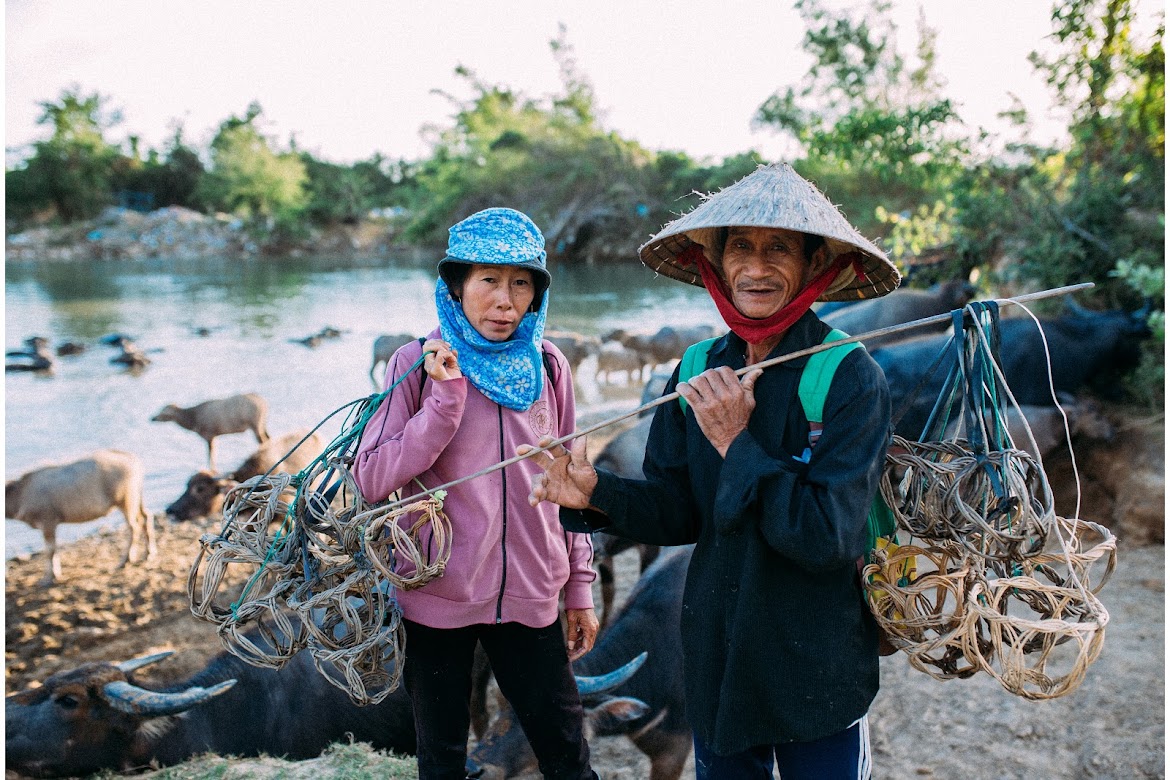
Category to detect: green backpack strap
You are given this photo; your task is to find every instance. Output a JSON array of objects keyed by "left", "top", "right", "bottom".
[
  {"left": 798, "top": 329, "right": 897, "bottom": 545},
  {"left": 676, "top": 328, "right": 897, "bottom": 549},
  {"left": 798, "top": 329, "right": 861, "bottom": 425},
  {"left": 677, "top": 337, "right": 719, "bottom": 415}
]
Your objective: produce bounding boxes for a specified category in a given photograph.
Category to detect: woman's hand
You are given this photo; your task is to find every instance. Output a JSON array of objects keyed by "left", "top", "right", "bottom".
[
  {"left": 564, "top": 607, "right": 599, "bottom": 661},
  {"left": 519, "top": 436, "right": 598, "bottom": 510},
  {"left": 422, "top": 338, "right": 461, "bottom": 381}
]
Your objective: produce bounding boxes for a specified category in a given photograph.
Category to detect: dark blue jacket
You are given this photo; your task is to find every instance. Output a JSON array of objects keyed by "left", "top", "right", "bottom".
[{"left": 562, "top": 310, "right": 890, "bottom": 754}]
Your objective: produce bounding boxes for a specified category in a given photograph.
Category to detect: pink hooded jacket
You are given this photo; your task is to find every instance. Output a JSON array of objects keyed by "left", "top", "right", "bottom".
[{"left": 352, "top": 331, "right": 595, "bottom": 629}]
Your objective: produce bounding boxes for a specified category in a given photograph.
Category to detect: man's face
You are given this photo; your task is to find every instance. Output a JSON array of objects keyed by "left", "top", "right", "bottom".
[{"left": 719, "top": 226, "right": 825, "bottom": 319}]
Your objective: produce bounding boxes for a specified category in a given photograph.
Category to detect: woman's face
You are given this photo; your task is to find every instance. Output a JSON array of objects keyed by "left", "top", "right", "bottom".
[{"left": 456, "top": 264, "right": 537, "bottom": 341}]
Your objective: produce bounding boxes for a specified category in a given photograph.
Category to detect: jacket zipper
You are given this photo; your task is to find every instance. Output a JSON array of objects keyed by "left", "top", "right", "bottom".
[{"left": 495, "top": 404, "right": 507, "bottom": 624}]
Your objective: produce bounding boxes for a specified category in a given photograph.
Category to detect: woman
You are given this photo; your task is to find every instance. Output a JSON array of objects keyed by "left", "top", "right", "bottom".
[{"left": 352, "top": 207, "right": 599, "bottom": 780}]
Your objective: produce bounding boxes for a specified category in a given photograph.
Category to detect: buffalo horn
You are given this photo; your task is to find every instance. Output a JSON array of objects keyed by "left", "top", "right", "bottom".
[
  {"left": 574, "top": 651, "right": 648, "bottom": 697},
  {"left": 115, "top": 651, "right": 174, "bottom": 673},
  {"left": 102, "top": 679, "right": 237, "bottom": 716}
]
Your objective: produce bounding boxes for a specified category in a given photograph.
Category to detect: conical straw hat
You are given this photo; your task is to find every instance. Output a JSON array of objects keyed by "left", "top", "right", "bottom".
[{"left": 638, "top": 163, "right": 901, "bottom": 301}]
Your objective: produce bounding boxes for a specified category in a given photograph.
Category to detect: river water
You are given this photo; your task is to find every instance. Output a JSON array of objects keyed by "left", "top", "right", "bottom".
[{"left": 4, "top": 253, "right": 722, "bottom": 558}]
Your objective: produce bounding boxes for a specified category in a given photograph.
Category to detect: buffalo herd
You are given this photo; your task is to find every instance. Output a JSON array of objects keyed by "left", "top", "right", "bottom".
[{"left": 5, "top": 283, "right": 1152, "bottom": 778}]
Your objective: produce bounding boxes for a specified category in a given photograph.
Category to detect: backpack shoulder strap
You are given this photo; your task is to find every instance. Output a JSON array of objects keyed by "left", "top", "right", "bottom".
[
  {"left": 677, "top": 337, "right": 720, "bottom": 414},
  {"left": 541, "top": 342, "right": 558, "bottom": 386},
  {"left": 415, "top": 337, "right": 430, "bottom": 396},
  {"left": 798, "top": 329, "right": 862, "bottom": 424},
  {"left": 797, "top": 330, "right": 898, "bottom": 547}
]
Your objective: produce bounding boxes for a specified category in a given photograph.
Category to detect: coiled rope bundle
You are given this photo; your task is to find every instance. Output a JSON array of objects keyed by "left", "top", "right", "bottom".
[
  {"left": 863, "top": 302, "right": 1115, "bottom": 700},
  {"left": 188, "top": 353, "right": 451, "bottom": 705}
]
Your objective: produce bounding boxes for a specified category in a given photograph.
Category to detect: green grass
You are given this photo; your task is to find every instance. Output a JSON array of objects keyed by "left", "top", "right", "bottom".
[{"left": 88, "top": 742, "right": 418, "bottom": 780}]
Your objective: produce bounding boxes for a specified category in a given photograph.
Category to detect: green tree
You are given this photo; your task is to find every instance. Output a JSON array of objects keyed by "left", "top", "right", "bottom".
[
  {"left": 1010, "top": 0, "right": 1165, "bottom": 296},
  {"left": 198, "top": 102, "right": 307, "bottom": 225},
  {"left": 6, "top": 86, "right": 122, "bottom": 223},
  {"left": 300, "top": 152, "right": 411, "bottom": 225},
  {"left": 753, "top": 0, "right": 968, "bottom": 240},
  {"left": 403, "top": 27, "right": 682, "bottom": 261},
  {"left": 112, "top": 125, "right": 205, "bottom": 209}
]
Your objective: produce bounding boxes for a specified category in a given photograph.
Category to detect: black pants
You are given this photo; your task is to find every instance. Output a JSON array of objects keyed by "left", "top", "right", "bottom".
[{"left": 403, "top": 618, "right": 593, "bottom": 780}]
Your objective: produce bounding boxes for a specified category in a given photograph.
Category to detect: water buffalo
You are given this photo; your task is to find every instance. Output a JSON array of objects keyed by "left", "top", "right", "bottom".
[
  {"left": 942, "top": 397, "right": 1115, "bottom": 460},
  {"left": 7, "top": 337, "right": 56, "bottom": 373},
  {"left": 596, "top": 341, "right": 644, "bottom": 385},
  {"left": 55, "top": 341, "right": 87, "bottom": 356},
  {"left": 469, "top": 546, "right": 694, "bottom": 780},
  {"left": 5, "top": 646, "right": 414, "bottom": 778},
  {"left": 873, "top": 307, "right": 1149, "bottom": 440},
  {"left": 5, "top": 450, "right": 155, "bottom": 584},
  {"left": 152, "top": 393, "right": 271, "bottom": 472},
  {"left": 591, "top": 415, "right": 661, "bottom": 629},
  {"left": 370, "top": 333, "right": 416, "bottom": 388},
  {"left": 821, "top": 279, "right": 976, "bottom": 348},
  {"left": 545, "top": 330, "right": 601, "bottom": 375},
  {"left": 607, "top": 325, "right": 719, "bottom": 373},
  {"left": 642, "top": 325, "right": 719, "bottom": 369},
  {"left": 5, "top": 640, "right": 648, "bottom": 779},
  {"left": 166, "top": 428, "right": 325, "bottom": 522}
]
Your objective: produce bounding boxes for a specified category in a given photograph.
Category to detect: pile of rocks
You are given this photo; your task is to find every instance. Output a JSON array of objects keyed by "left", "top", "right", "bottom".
[
  {"left": 6, "top": 207, "right": 410, "bottom": 261},
  {"left": 6, "top": 206, "right": 251, "bottom": 261}
]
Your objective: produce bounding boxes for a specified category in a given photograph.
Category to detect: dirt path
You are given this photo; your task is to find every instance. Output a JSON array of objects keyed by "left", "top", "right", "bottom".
[{"left": 5, "top": 510, "right": 1163, "bottom": 779}]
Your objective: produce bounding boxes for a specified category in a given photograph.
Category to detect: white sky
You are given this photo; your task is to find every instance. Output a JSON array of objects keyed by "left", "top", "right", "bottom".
[{"left": 4, "top": 1, "right": 1147, "bottom": 166}]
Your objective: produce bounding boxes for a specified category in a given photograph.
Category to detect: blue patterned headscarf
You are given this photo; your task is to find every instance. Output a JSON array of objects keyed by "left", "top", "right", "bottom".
[{"left": 435, "top": 208, "right": 550, "bottom": 411}]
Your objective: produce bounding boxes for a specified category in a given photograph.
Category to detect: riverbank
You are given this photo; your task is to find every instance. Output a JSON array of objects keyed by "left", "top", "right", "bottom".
[{"left": 5, "top": 206, "right": 417, "bottom": 263}]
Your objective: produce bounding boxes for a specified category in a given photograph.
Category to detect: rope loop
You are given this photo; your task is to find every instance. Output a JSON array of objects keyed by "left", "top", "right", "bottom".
[
  {"left": 864, "top": 297, "right": 1114, "bottom": 700},
  {"left": 187, "top": 350, "right": 452, "bottom": 704}
]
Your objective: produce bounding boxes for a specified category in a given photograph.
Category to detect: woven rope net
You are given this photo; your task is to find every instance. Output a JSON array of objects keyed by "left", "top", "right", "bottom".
[
  {"left": 862, "top": 302, "right": 1114, "bottom": 700},
  {"left": 187, "top": 372, "right": 452, "bottom": 705}
]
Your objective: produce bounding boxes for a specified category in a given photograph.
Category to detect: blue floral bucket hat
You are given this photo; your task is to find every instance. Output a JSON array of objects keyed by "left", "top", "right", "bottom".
[{"left": 437, "top": 207, "right": 551, "bottom": 309}]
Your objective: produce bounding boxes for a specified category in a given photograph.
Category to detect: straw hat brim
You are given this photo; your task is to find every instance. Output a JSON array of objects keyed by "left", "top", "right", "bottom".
[{"left": 638, "top": 163, "right": 901, "bottom": 302}]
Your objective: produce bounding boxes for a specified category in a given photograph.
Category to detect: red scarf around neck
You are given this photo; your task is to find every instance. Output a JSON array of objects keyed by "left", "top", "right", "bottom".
[{"left": 679, "top": 243, "right": 857, "bottom": 345}]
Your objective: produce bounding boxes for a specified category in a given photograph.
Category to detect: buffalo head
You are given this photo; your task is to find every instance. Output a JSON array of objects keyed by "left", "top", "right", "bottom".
[
  {"left": 5, "top": 652, "right": 234, "bottom": 778},
  {"left": 166, "top": 471, "right": 236, "bottom": 522}
]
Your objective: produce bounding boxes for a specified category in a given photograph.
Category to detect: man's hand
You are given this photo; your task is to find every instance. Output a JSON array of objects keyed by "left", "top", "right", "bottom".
[
  {"left": 422, "top": 338, "right": 461, "bottom": 381},
  {"left": 518, "top": 436, "right": 598, "bottom": 509},
  {"left": 565, "top": 607, "right": 599, "bottom": 661},
  {"left": 676, "top": 366, "right": 763, "bottom": 457}
]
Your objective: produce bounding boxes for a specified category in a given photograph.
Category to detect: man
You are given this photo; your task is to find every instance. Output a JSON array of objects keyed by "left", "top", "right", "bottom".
[{"left": 522, "top": 163, "right": 901, "bottom": 779}]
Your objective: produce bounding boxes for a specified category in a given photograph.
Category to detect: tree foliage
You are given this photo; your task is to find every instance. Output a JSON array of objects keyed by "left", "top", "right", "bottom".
[
  {"left": 930, "top": 0, "right": 1164, "bottom": 312},
  {"left": 109, "top": 125, "right": 205, "bottom": 210},
  {"left": 197, "top": 102, "right": 308, "bottom": 224},
  {"left": 6, "top": 86, "right": 123, "bottom": 223},
  {"left": 753, "top": 0, "right": 968, "bottom": 236},
  {"left": 398, "top": 26, "right": 767, "bottom": 261}
]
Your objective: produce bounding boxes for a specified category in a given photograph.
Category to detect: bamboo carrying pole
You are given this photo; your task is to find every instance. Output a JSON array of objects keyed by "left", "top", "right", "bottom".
[{"left": 378, "top": 282, "right": 1094, "bottom": 513}]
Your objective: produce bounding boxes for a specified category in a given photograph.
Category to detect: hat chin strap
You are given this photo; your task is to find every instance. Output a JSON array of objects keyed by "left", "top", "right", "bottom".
[{"left": 690, "top": 245, "right": 855, "bottom": 345}]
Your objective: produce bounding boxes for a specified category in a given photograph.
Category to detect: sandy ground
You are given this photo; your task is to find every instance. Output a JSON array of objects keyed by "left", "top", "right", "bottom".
[
  {"left": 5, "top": 507, "right": 1164, "bottom": 780},
  {"left": 5, "top": 409, "right": 1165, "bottom": 779}
]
